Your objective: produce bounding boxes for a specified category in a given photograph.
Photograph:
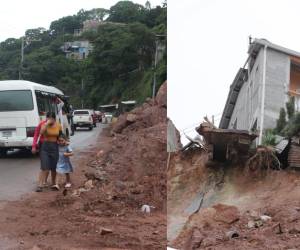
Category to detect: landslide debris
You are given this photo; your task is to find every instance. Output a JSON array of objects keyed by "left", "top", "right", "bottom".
[
  {"left": 0, "top": 82, "right": 167, "bottom": 250},
  {"left": 168, "top": 137, "right": 300, "bottom": 250}
]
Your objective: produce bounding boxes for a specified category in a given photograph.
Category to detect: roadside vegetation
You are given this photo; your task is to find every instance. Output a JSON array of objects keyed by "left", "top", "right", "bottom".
[
  {"left": 0, "top": 1, "right": 167, "bottom": 108},
  {"left": 262, "top": 96, "right": 300, "bottom": 146}
]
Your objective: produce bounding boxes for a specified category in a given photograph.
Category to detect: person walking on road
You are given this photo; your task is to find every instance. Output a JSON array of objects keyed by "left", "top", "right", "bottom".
[
  {"left": 36, "top": 112, "right": 62, "bottom": 192},
  {"left": 32, "top": 113, "right": 50, "bottom": 189}
]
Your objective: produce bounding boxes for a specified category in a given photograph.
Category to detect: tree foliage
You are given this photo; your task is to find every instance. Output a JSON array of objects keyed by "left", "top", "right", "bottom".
[
  {"left": 282, "top": 112, "right": 300, "bottom": 137},
  {"left": 25, "top": 27, "right": 46, "bottom": 41},
  {"left": 262, "top": 129, "right": 276, "bottom": 146},
  {"left": 286, "top": 96, "right": 295, "bottom": 120},
  {"left": 50, "top": 16, "right": 82, "bottom": 35},
  {"left": 275, "top": 108, "right": 287, "bottom": 134},
  {"left": 274, "top": 98, "right": 300, "bottom": 137},
  {"left": 0, "top": 1, "right": 167, "bottom": 108},
  {"left": 87, "top": 8, "right": 110, "bottom": 21},
  {"left": 108, "top": 1, "right": 146, "bottom": 23}
]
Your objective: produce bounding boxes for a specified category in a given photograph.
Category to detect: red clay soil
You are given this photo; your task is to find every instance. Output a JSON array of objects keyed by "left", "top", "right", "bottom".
[
  {"left": 0, "top": 82, "right": 167, "bottom": 250},
  {"left": 168, "top": 147, "right": 300, "bottom": 250}
]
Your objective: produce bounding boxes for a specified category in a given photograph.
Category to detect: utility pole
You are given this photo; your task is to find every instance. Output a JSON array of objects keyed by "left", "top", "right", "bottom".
[
  {"left": 19, "top": 37, "right": 24, "bottom": 80},
  {"left": 19, "top": 36, "right": 41, "bottom": 80},
  {"left": 81, "top": 79, "right": 84, "bottom": 108}
]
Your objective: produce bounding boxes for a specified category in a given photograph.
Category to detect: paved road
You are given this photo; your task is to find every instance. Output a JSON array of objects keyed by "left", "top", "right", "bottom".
[{"left": 0, "top": 125, "right": 104, "bottom": 201}]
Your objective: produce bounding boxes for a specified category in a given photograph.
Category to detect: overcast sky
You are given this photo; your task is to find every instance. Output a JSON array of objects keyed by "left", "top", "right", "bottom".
[
  {"left": 0, "top": 0, "right": 163, "bottom": 42},
  {"left": 168, "top": 0, "right": 300, "bottom": 144}
]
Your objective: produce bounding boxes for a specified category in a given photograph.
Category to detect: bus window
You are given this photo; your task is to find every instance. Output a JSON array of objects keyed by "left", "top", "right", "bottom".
[
  {"left": 49, "top": 96, "right": 58, "bottom": 114},
  {"left": 36, "top": 94, "right": 47, "bottom": 115},
  {"left": 0, "top": 90, "right": 34, "bottom": 111},
  {"left": 36, "top": 92, "right": 53, "bottom": 116}
]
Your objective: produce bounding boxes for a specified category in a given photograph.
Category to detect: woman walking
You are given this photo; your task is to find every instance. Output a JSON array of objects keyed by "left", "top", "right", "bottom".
[
  {"left": 36, "top": 112, "right": 62, "bottom": 192},
  {"left": 32, "top": 113, "right": 49, "bottom": 190}
]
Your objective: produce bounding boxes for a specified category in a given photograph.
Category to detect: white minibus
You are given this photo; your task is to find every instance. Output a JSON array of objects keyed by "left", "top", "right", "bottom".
[{"left": 0, "top": 80, "right": 71, "bottom": 156}]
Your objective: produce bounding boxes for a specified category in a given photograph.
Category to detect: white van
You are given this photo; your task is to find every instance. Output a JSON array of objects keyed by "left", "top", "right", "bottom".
[{"left": 0, "top": 80, "right": 71, "bottom": 155}]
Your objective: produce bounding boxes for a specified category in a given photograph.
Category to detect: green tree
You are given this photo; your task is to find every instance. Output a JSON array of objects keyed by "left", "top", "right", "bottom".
[
  {"left": 276, "top": 108, "right": 287, "bottom": 134},
  {"left": 262, "top": 129, "right": 276, "bottom": 146},
  {"left": 108, "top": 1, "right": 146, "bottom": 23},
  {"left": 0, "top": 2, "right": 167, "bottom": 108},
  {"left": 145, "top": 1, "right": 151, "bottom": 10},
  {"left": 286, "top": 96, "right": 295, "bottom": 120},
  {"left": 50, "top": 15, "right": 82, "bottom": 35},
  {"left": 25, "top": 27, "right": 46, "bottom": 41},
  {"left": 0, "top": 38, "right": 21, "bottom": 51},
  {"left": 282, "top": 113, "right": 300, "bottom": 137},
  {"left": 87, "top": 8, "right": 109, "bottom": 21}
]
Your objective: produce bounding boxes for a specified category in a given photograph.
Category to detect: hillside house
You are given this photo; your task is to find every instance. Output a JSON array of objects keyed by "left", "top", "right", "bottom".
[
  {"left": 220, "top": 38, "right": 300, "bottom": 144},
  {"left": 61, "top": 41, "right": 93, "bottom": 60},
  {"left": 74, "top": 20, "right": 125, "bottom": 36}
]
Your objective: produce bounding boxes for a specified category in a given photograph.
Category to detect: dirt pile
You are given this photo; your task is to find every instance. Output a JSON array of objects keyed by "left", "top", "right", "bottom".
[
  {"left": 107, "top": 80, "right": 167, "bottom": 209},
  {"left": 168, "top": 146, "right": 300, "bottom": 249},
  {"left": 75, "top": 80, "right": 167, "bottom": 247},
  {"left": 0, "top": 82, "right": 167, "bottom": 250}
]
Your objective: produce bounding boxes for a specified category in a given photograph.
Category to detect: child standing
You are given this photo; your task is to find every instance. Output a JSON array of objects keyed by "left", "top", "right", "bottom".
[{"left": 56, "top": 134, "right": 74, "bottom": 188}]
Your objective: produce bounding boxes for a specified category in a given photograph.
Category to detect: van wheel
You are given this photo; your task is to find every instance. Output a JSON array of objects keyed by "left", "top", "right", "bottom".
[
  {"left": 89, "top": 126, "right": 93, "bottom": 131},
  {"left": 0, "top": 148, "right": 7, "bottom": 157}
]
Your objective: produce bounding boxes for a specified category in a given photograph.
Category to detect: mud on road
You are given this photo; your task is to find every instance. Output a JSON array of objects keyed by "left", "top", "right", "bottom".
[
  {"left": 0, "top": 128, "right": 166, "bottom": 250},
  {"left": 0, "top": 82, "right": 168, "bottom": 250},
  {"left": 0, "top": 125, "right": 103, "bottom": 201}
]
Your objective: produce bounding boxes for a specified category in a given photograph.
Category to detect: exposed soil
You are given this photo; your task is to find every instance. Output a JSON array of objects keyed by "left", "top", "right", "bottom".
[
  {"left": 168, "top": 147, "right": 300, "bottom": 249},
  {"left": 0, "top": 82, "right": 167, "bottom": 250}
]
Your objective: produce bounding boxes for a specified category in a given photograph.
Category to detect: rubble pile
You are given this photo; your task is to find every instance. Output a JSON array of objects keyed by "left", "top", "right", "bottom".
[
  {"left": 0, "top": 82, "right": 167, "bottom": 250},
  {"left": 168, "top": 131, "right": 300, "bottom": 249},
  {"left": 102, "top": 80, "right": 168, "bottom": 209},
  {"left": 70, "top": 81, "right": 168, "bottom": 246}
]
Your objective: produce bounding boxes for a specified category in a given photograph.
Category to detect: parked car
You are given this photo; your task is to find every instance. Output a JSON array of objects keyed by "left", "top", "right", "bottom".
[
  {"left": 95, "top": 110, "right": 102, "bottom": 122},
  {"left": 102, "top": 112, "right": 113, "bottom": 124},
  {"left": 73, "top": 110, "right": 94, "bottom": 130},
  {"left": 89, "top": 109, "right": 97, "bottom": 127}
]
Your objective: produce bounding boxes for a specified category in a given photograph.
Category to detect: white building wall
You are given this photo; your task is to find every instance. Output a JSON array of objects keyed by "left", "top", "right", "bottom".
[
  {"left": 264, "top": 48, "right": 290, "bottom": 129},
  {"left": 229, "top": 48, "right": 264, "bottom": 130},
  {"left": 229, "top": 47, "right": 290, "bottom": 135}
]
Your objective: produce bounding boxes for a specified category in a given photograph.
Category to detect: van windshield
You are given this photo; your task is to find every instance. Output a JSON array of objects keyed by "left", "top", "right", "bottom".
[{"left": 0, "top": 90, "right": 34, "bottom": 112}]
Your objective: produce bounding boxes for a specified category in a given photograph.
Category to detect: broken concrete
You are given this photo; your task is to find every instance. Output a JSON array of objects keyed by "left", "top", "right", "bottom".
[
  {"left": 168, "top": 122, "right": 300, "bottom": 249},
  {"left": 196, "top": 122, "right": 257, "bottom": 162}
]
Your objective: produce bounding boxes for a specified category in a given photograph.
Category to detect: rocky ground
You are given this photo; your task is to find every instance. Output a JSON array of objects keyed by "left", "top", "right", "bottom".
[
  {"left": 168, "top": 146, "right": 300, "bottom": 249},
  {"left": 0, "top": 82, "right": 167, "bottom": 250}
]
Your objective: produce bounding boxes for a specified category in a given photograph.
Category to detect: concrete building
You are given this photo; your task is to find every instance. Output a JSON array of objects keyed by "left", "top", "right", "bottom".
[
  {"left": 219, "top": 38, "right": 300, "bottom": 144},
  {"left": 74, "top": 20, "right": 125, "bottom": 36},
  {"left": 61, "top": 41, "right": 93, "bottom": 60}
]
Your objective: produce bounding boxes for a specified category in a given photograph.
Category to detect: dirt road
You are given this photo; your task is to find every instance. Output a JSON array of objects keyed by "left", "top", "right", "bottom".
[{"left": 0, "top": 125, "right": 104, "bottom": 201}]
